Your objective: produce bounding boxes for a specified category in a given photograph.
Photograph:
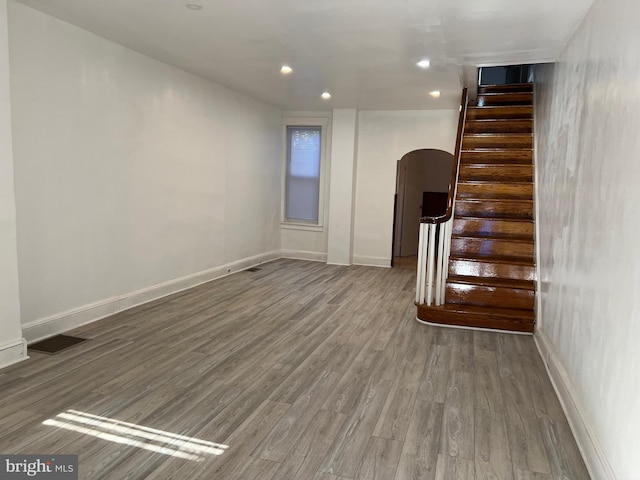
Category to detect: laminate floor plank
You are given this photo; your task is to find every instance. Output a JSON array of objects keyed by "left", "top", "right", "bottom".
[
  {"left": 354, "top": 436, "right": 403, "bottom": 480},
  {"left": 474, "top": 349, "right": 505, "bottom": 414},
  {"left": 450, "top": 329, "right": 475, "bottom": 373},
  {"left": 318, "top": 378, "right": 393, "bottom": 478},
  {"left": 505, "top": 410, "right": 552, "bottom": 475},
  {"left": 440, "top": 371, "right": 475, "bottom": 460},
  {"left": 514, "top": 468, "right": 553, "bottom": 480},
  {"left": 373, "top": 359, "right": 423, "bottom": 441},
  {"left": 0, "top": 259, "right": 589, "bottom": 480},
  {"left": 273, "top": 409, "right": 346, "bottom": 480},
  {"left": 252, "top": 370, "right": 342, "bottom": 463},
  {"left": 416, "top": 345, "right": 452, "bottom": 404},
  {"left": 146, "top": 400, "right": 290, "bottom": 480},
  {"left": 395, "top": 401, "right": 443, "bottom": 480},
  {"left": 538, "top": 416, "right": 590, "bottom": 480},
  {"left": 322, "top": 347, "right": 384, "bottom": 414},
  {"left": 434, "top": 454, "right": 475, "bottom": 480},
  {"left": 475, "top": 408, "right": 513, "bottom": 480},
  {"left": 473, "top": 330, "right": 498, "bottom": 352}
]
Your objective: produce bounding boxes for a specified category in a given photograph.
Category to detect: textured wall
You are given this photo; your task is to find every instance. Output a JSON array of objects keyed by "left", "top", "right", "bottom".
[{"left": 534, "top": 0, "right": 640, "bottom": 476}]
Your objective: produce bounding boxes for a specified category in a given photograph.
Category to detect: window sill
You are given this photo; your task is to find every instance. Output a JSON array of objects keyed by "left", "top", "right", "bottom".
[{"left": 280, "top": 222, "right": 324, "bottom": 232}]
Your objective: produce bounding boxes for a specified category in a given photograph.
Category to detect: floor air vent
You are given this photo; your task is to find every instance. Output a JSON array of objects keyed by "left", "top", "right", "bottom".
[
  {"left": 245, "top": 267, "right": 261, "bottom": 272},
  {"left": 29, "top": 334, "right": 88, "bottom": 354}
]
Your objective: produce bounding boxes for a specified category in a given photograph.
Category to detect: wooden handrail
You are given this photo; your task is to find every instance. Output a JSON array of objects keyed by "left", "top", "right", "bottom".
[{"left": 420, "top": 88, "right": 469, "bottom": 224}]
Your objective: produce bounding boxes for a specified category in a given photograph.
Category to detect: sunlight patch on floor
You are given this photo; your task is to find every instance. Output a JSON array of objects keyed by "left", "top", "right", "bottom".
[{"left": 43, "top": 409, "right": 228, "bottom": 461}]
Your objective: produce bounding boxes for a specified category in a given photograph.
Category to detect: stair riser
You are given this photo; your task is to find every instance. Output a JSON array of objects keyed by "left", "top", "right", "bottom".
[
  {"left": 416, "top": 304, "right": 534, "bottom": 332},
  {"left": 455, "top": 201, "right": 533, "bottom": 219},
  {"left": 459, "top": 165, "right": 533, "bottom": 182},
  {"left": 449, "top": 258, "right": 535, "bottom": 281},
  {"left": 463, "top": 135, "right": 533, "bottom": 149},
  {"left": 457, "top": 183, "right": 533, "bottom": 200},
  {"left": 460, "top": 150, "right": 532, "bottom": 164},
  {"left": 464, "top": 120, "right": 532, "bottom": 134},
  {"left": 450, "top": 238, "right": 534, "bottom": 259},
  {"left": 446, "top": 283, "right": 535, "bottom": 310},
  {"left": 477, "top": 93, "right": 533, "bottom": 106},
  {"left": 452, "top": 218, "right": 534, "bottom": 238},
  {"left": 467, "top": 106, "right": 532, "bottom": 120},
  {"left": 478, "top": 84, "right": 533, "bottom": 94}
]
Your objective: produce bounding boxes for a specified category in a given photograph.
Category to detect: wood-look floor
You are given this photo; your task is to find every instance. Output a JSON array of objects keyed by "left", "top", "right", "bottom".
[{"left": 0, "top": 259, "right": 590, "bottom": 480}]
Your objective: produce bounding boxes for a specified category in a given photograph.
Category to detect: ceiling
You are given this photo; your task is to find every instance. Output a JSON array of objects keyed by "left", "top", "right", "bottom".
[{"left": 14, "top": 0, "right": 594, "bottom": 110}]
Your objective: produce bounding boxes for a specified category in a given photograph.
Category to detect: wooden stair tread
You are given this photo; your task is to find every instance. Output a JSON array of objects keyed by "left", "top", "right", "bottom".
[
  {"left": 456, "top": 197, "right": 533, "bottom": 203},
  {"left": 439, "top": 304, "right": 534, "bottom": 319},
  {"left": 417, "top": 303, "right": 535, "bottom": 332},
  {"left": 450, "top": 254, "right": 534, "bottom": 266},
  {"left": 451, "top": 233, "right": 533, "bottom": 244},
  {"left": 464, "top": 133, "right": 532, "bottom": 138},
  {"left": 459, "top": 165, "right": 533, "bottom": 182},
  {"left": 460, "top": 150, "right": 532, "bottom": 164},
  {"left": 462, "top": 148, "right": 532, "bottom": 154},
  {"left": 454, "top": 215, "right": 533, "bottom": 223},
  {"left": 447, "top": 275, "right": 535, "bottom": 290},
  {"left": 468, "top": 105, "right": 532, "bottom": 111},
  {"left": 466, "top": 119, "right": 532, "bottom": 124},
  {"left": 451, "top": 230, "right": 533, "bottom": 241},
  {"left": 457, "top": 183, "right": 533, "bottom": 199},
  {"left": 464, "top": 119, "right": 532, "bottom": 134},
  {"left": 466, "top": 106, "right": 532, "bottom": 120},
  {"left": 477, "top": 92, "right": 533, "bottom": 106},
  {"left": 478, "top": 83, "right": 533, "bottom": 93},
  {"left": 460, "top": 164, "right": 533, "bottom": 169},
  {"left": 463, "top": 134, "right": 533, "bottom": 147},
  {"left": 455, "top": 200, "right": 533, "bottom": 220}
]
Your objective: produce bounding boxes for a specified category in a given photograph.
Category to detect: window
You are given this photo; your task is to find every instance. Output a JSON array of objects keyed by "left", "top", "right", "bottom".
[{"left": 285, "top": 126, "right": 322, "bottom": 223}]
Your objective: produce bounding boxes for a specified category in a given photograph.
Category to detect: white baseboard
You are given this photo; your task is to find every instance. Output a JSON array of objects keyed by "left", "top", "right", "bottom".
[
  {"left": 534, "top": 330, "right": 616, "bottom": 480},
  {"left": 22, "top": 250, "right": 282, "bottom": 344},
  {"left": 281, "top": 249, "right": 327, "bottom": 262},
  {"left": 0, "top": 338, "right": 28, "bottom": 369},
  {"left": 352, "top": 255, "right": 390, "bottom": 267}
]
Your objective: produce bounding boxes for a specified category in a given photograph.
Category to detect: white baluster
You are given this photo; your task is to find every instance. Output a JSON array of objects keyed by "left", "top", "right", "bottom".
[
  {"left": 440, "top": 220, "right": 453, "bottom": 303},
  {"left": 415, "top": 223, "right": 426, "bottom": 304},
  {"left": 426, "top": 224, "right": 436, "bottom": 306},
  {"left": 435, "top": 222, "right": 446, "bottom": 306}
]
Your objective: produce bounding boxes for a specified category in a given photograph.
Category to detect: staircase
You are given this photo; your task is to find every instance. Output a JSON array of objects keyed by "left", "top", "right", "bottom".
[{"left": 417, "top": 83, "right": 536, "bottom": 333}]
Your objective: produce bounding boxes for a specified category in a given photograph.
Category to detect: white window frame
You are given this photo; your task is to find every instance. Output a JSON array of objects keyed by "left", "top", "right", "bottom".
[{"left": 281, "top": 116, "right": 330, "bottom": 232}]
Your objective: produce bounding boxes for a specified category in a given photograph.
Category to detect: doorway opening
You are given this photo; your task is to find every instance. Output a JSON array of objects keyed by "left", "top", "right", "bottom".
[{"left": 392, "top": 149, "right": 453, "bottom": 269}]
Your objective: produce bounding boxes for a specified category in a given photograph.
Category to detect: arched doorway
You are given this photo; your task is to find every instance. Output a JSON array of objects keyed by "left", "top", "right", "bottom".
[{"left": 392, "top": 149, "right": 453, "bottom": 268}]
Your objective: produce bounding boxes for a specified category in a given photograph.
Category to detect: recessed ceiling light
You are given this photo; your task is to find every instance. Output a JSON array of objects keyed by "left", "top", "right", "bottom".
[
  {"left": 185, "top": 4, "right": 203, "bottom": 10},
  {"left": 430, "top": 90, "right": 441, "bottom": 98},
  {"left": 280, "top": 65, "right": 293, "bottom": 74},
  {"left": 321, "top": 92, "right": 331, "bottom": 100},
  {"left": 416, "top": 59, "right": 431, "bottom": 69}
]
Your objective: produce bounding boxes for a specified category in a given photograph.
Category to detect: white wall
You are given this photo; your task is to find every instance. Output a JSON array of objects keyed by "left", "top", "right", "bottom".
[
  {"left": 327, "top": 109, "right": 358, "bottom": 265},
  {"left": 353, "top": 110, "right": 458, "bottom": 266},
  {"left": 533, "top": 0, "right": 640, "bottom": 477},
  {"left": 0, "top": 0, "right": 25, "bottom": 367},
  {"left": 8, "top": 2, "right": 282, "bottom": 340}
]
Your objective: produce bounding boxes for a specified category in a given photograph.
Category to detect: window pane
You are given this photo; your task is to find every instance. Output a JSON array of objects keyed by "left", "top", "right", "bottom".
[{"left": 286, "top": 126, "right": 321, "bottom": 222}]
